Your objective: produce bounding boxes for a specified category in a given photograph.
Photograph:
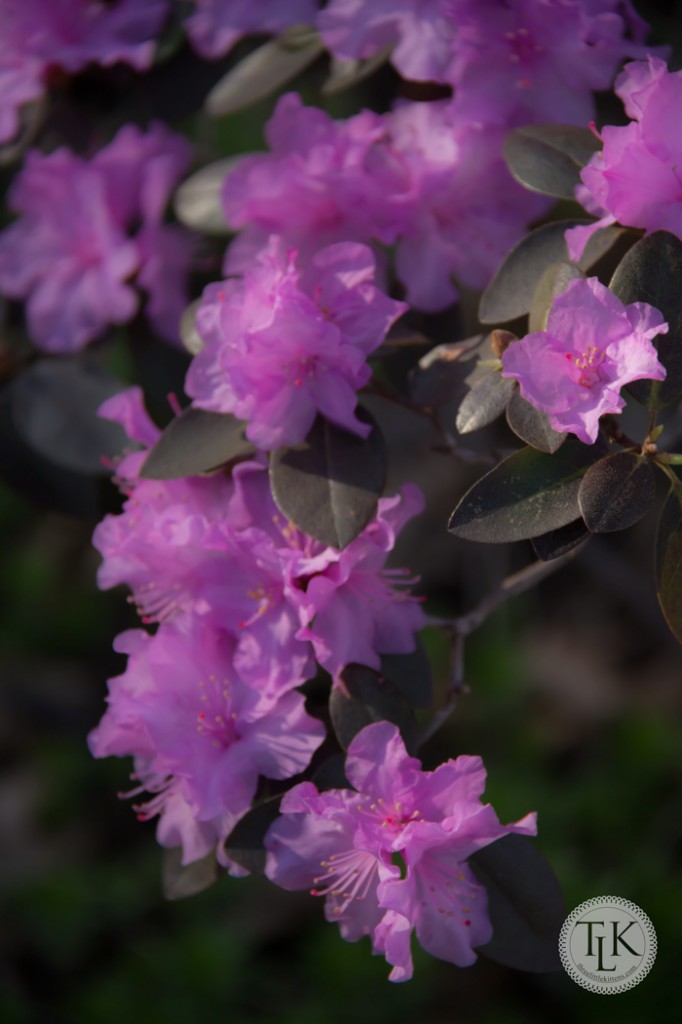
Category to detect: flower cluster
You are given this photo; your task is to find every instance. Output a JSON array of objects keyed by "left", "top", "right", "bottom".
[
  {"left": 501, "top": 277, "right": 668, "bottom": 443},
  {"left": 0, "top": 123, "right": 193, "bottom": 352},
  {"left": 266, "top": 721, "right": 537, "bottom": 981}
]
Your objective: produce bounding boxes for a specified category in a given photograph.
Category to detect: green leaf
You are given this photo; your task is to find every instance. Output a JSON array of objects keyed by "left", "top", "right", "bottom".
[
  {"left": 409, "top": 335, "right": 487, "bottom": 408},
  {"left": 455, "top": 372, "right": 517, "bottom": 434},
  {"left": 269, "top": 410, "right": 387, "bottom": 550},
  {"left": 140, "top": 406, "right": 254, "bottom": 479},
  {"left": 380, "top": 637, "right": 433, "bottom": 709},
  {"left": 528, "top": 260, "right": 585, "bottom": 332},
  {"left": 655, "top": 488, "right": 682, "bottom": 644},
  {"left": 312, "top": 754, "right": 350, "bottom": 791},
  {"left": 222, "top": 796, "right": 282, "bottom": 875},
  {"left": 322, "top": 45, "right": 393, "bottom": 95},
  {"left": 609, "top": 230, "right": 682, "bottom": 409},
  {"left": 578, "top": 452, "right": 655, "bottom": 533},
  {"left": 479, "top": 220, "right": 623, "bottom": 325},
  {"left": 531, "top": 518, "right": 589, "bottom": 561},
  {"left": 162, "top": 848, "right": 219, "bottom": 901},
  {"left": 174, "top": 157, "right": 240, "bottom": 235},
  {"left": 471, "top": 835, "right": 566, "bottom": 973},
  {"left": 448, "top": 439, "right": 604, "bottom": 543},
  {"left": 10, "top": 358, "right": 128, "bottom": 476},
  {"left": 204, "top": 26, "right": 324, "bottom": 118},
  {"left": 179, "top": 299, "right": 204, "bottom": 356},
  {"left": 505, "top": 390, "right": 566, "bottom": 453},
  {"left": 329, "top": 665, "right": 417, "bottom": 753},
  {"left": 503, "top": 123, "right": 601, "bottom": 199}
]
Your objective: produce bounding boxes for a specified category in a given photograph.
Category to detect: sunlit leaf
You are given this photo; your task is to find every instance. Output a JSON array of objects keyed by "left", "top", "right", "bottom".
[
  {"left": 503, "top": 123, "right": 601, "bottom": 199},
  {"left": 455, "top": 372, "right": 516, "bottom": 434},
  {"left": 174, "top": 157, "right": 241, "bottom": 234},
  {"left": 505, "top": 391, "right": 566, "bottom": 453},
  {"left": 578, "top": 452, "right": 655, "bottom": 533},
  {"left": 528, "top": 260, "right": 585, "bottom": 332}
]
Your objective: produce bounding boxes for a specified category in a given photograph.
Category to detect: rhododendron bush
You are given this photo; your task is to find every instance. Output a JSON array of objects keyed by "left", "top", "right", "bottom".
[{"left": 2, "top": 0, "right": 681, "bottom": 993}]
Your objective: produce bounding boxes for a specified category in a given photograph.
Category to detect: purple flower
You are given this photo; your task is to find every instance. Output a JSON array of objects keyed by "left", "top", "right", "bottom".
[
  {"left": 184, "top": 0, "right": 317, "bottom": 59},
  {"left": 567, "top": 59, "right": 682, "bottom": 261},
  {"left": 88, "top": 619, "right": 325, "bottom": 866},
  {"left": 0, "top": 0, "right": 168, "bottom": 143},
  {"left": 501, "top": 277, "right": 667, "bottom": 444},
  {"left": 265, "top": 721, "right": 537, "bottom": 980},
  {"left": 186, "top": 237, "right": 406, "bottom": 449},
  {"left": 0, "top": 123, "right": 193, "bottom": 351}
]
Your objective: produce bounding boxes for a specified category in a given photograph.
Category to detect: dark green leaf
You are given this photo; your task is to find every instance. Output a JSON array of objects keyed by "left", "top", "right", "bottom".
[
  {"left": 204, "top": 27, "right": 324, "bottom": 117},
  {"left": 455, "top": 373, "right": 517, "bottom": 435},
  {"left": 222, "top": 796, "right": 282, "bottom": 875},
  {"left": 322, "top": 45, "right": 393, "bottom": 95},
  {"left": 330, "top": 665, "right": 417, "bottom": 753},
  {"left": 655, "top": 488, "right": 682, "bottom": 644},
  {"left": 531, "top": 519, "right": 589, "bottom": 561},
  {"left": 528, "top": 260, "right": 586, "bottom": 333},
  {"left": 610, "top": 231, "right": 682, "bottom": 409},
  {"left": 380, "top": 637, "right": 433, "bottom": 709},
  {"left": 141, "top": 406, "right": 254, "bottom": 479},
  {"left": 578, "top": 452, "right": 655, "bottom": 533},
  {"left": 269, "top": 410, "right": 387, "bottom": 550},
  {"left": 162, "top": 848, "right": 219, "bottom": 901},
  {"left": 312, "top": 754, "right": 350, "bottom": 791},
  {"left": 11, "top": 359, "right": 128, "bottom": 475},
  {"left": 471, "top": 835, "right": 566, "bottom": 972},
  {"left": 505, "top": 391, "right": 566, "bottom": 453},
  {"left": 448, "top": 439, "right": 604, "bottom": 543},
  {"left": 409, "top": 335, "right": 487, "bottom": 408},
  {"left": 479, "top": 220, "right": 622, "bottom": 324},
  {"left": 174, "top": 158, "right": 240, "bottom": 235},
  {"left": 503, "top": 123, "right": 601, "bottom": 199}
]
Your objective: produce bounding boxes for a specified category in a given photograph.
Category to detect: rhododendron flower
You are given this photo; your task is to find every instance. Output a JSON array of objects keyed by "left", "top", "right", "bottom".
[
  {"left": 567, "top": 59, "right": 682, "bottom": 261},
  {"left": 186, "top": 238, "right": 407, "bottom": 448},
  {"left": 0, "top": 0, "right": 168, "bottom": 143},
  {"left": 88, "top": 620, "right": 325, "bottom": 866},
  {"left": 501, "top": 277, "right": 667, "bottom": 444},
  {"left": 0, "top": 123, "right": 193, "bottom": 351},
  {"left": 265, "top": 721, "right": 537, "bottom": 981},
  {"left": 184, "top": 0, "right": 317, "bottom": 59}
]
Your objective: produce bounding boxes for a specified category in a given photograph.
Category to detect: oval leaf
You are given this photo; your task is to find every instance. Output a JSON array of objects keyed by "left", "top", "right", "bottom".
[
  {"left": 269, "top": 410, "right": 387, "bottom": 550},
  {"left": 528, "top": 260, "right": 586, "bottom": 333},
  {"left": 179, "top": 299, "right": 204, "bottom": 356},
  {"left": 471, "top": 835, "right": 566, "bottom": 972},
  {"left": 506, "top": 390, "right": 566, "bottom": 453},
  {"left": 531, "top": 518, "right": 589, "bottom": 561},
  {"left": 322, "top": 45, "right": 393, "bottom": 95},
  {"left": 479, "top": 220, "right": 622, "bottom": 324},
  {"left": 455, "top": 373, "right": 517, "bottom": 434},
  {"left": 578, "top": 452, "right": 655, "bottom": 533},
  {"left": 448, "top": 439, "right": 604, "bottom": 543},
  {"left": 503, "top": 123, "right": 601, "bottom": 199},
  {"left": 174, "top": 157, "right": 240, "bottom": 234},
  {"left": 609, "top": 230, "right": 682, "bottom": 409},
  {"left": 330, "top": 664, "right": 417, "bottom": 753},
  {"left": 141, "top": 406, "right": 254, "bottom": 479},
  {"left": 11, "top": 359, "right": 129, "bottom": 475},
  {"left": 162, "top": 848, "right": 219, "bottom": 901},
  {"left": 409, "top": 335, "right": 487, "bottom": 408},
  {"left": 380, "top": 637, "right": 433, "bottom": 709},
  {"left": 655, "top": 488, "right": 682, "bottom": 644},
  {"left": 204, "top": 28, "right": 324, "bottom": 118},
  {"left": 222, "top": 796, "right": 282, "bottom": 875}
]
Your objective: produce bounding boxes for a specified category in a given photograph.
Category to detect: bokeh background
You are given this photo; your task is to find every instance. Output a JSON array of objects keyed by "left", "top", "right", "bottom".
[{"left": 2, "top": 3, "right": 682, "bottom": 1022}]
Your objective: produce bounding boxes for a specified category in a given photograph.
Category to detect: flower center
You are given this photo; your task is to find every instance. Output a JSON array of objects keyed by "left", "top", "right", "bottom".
[{"left": 565, "top": 345, "right": 605, "bottom": 388}]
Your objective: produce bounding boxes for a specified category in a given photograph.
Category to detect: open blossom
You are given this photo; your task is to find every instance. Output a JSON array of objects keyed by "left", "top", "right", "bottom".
[
  {"left": 88, "top": 619, "right": 325, "bottom": 866},
  {"left": 0, "top": 0, "right": 168, "bottom": 143},
  {"left": 501, "top": 277, "right": 667, "bottom": 444},
  {"left": 265, "top": 721, "right": 537, "bottom": 981},
  {"left": 186, "top": 238, "right": 407, "bottom": 449},
  {"left": 184, "top": 0, "right": 317, "bottom": 59},
  {"left": 567, "top": 59, "right": 682, "bottom": 262},
  {"left": 0, "top": 123, "right": 193, "bottom": 352}
]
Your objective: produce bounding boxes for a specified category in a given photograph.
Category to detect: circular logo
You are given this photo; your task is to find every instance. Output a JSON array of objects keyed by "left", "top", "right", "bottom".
[{"left": 559, "top": 896, "right": 657, "bottom": 995}]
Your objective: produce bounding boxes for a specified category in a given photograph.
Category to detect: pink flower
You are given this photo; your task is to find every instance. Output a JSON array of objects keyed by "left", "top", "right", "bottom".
[
  {"left": 186, "top": 238, "right": 406, "bottom": 449},
  {"left": 0, "top": 123, "right": 193, "bottom": 351},
  {"left": 0, "top": 0, "right": 168, "bottom": 143},
  {"left": 567, "top": 59, "right": 682, "bottom": 261},
  {"left": 184, "top": 0, "right": 317, "bottom": 59},
  {"left": 501, "top": 277, "right": 668, "bottom": 444},
  {"left": 265, "top": 721, "right": 537, "bottom": 980},
  {"left": 88, "top": 619, "right": 325, "bottom": 866}
]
